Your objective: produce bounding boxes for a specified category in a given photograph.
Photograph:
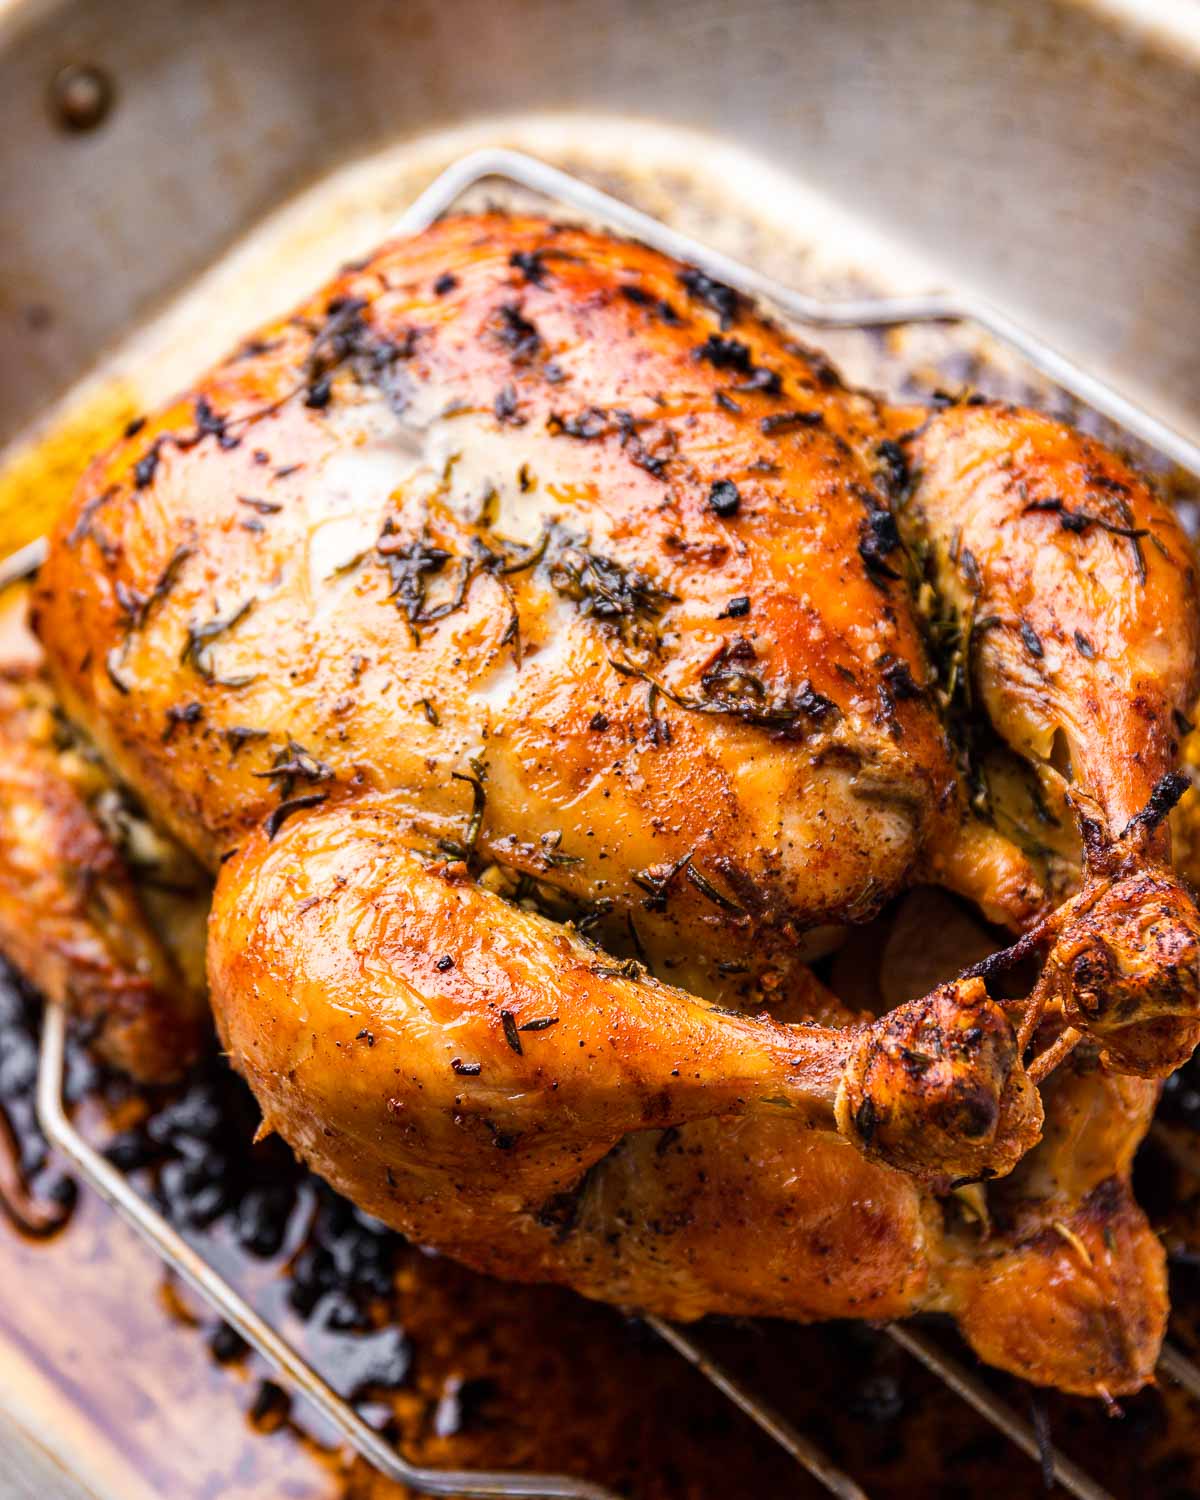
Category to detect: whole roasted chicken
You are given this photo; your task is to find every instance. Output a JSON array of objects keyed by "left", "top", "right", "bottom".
[{"left": 6, "top": 214, "right": 1200, "bottom": 1398}]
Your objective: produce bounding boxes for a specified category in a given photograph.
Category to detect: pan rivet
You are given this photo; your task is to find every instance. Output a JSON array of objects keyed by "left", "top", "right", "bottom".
[{"left": 49, "top": 63, "right": 114, "bottom": 134}]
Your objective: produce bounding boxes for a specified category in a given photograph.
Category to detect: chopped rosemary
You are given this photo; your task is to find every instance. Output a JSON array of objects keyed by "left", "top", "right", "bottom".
[
  {"left": 181, "top": 597, "right": 257, "bottom": 684},
  {"left": 104, "top": 646, "right": 132, "bottom": 694},
  {"left": 499, "top": 1010, "right": 523, "bottom": 1054},
  {"left": 684, "top": 860, "right": 746, "bottom": 915},
  {"left": 67, "top": 488, "right": 117, "bottom": 549},
  {"left": 609, "top": 656, "right": 838, "bottom": 737},
  {"left": 251, "top": 740, "right": 333, "bottom": 797},
  {"left": 1024, "top": 494, "right": 1149, "bottom": 583},
  {"left": 548, "top": 533, "right": 676, "bottom": 650},
  {"left": 225, "top": 725, "right": 269, "bottom": 761},
  {"left": 264, "top": 792, "right": 327, "bottom": 840},
  {"left": 137, "top": 544, "right": 194, "bottom": 628},
  {"left": 443, "top": 758, "right": 488, "bottom": 860},
  {"left": 590, "top": 957, "right": 648, "bottom": 982}
]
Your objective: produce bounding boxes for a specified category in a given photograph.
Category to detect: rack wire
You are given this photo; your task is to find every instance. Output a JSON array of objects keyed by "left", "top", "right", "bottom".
[{"left": 9, "top": 146, "right": 1200, "bottom": 1498}]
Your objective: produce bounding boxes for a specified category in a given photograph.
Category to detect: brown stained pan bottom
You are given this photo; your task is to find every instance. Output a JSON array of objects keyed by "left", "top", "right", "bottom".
[{"left": 5, "top": 957, "right": 1200, "bottom": 1500}]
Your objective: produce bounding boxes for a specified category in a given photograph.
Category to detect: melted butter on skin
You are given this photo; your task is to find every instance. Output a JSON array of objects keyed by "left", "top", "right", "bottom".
[
  {"left": 469, "top": 591, "right": 581, "bottom": 722},
  {"left": 301, "top": 398, "right": 424, "bottom": 610},
  {"left": 421, "top": 410, "right": 606, "bottom": 548},
  {"left": 300, "top": 395, "right": 615, "bottom": 615},
  {"left": 293, "top": 393, "right": 622, "bottom": 729}
]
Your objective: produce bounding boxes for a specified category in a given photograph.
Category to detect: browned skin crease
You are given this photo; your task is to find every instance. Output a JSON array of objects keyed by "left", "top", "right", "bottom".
[
  {"left": 18, "top": 214, "right": 1200, "bottom": 1395},
  {"left": 0, "top": 663, "right": 207, "bottom": 1084}
]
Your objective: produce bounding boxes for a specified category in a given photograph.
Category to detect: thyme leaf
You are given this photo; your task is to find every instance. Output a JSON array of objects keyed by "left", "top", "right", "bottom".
[
  {"left": 445, "top": 759, "right": 488, "bottom": 860},
  {"left": 264, "top": 792, "right": 327, "bottom": 840},
  {"left": 608, "top": 658, "right": 838, "bottom": 737},
  {"left": 500, "top": 1009, "right": 523, "bottom": 1055},
  {"left": 181, "top": 597, "right": 256, "bottom": 683}
]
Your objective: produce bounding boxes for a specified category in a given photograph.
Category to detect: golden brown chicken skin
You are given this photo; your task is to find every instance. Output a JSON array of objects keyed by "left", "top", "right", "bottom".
[
  {"left": 209, "top": 794, "right": 1165, "bottom": 1394},
  {"left": 902, "top": 405, "right": 1200, "bottom": 1076},
  {"left": 24, "top": 213, "right": 1200, "bottom": 1395},
  {"left": 0, "top": 657, "right": 206, "bottom": 1083},
  {"left": 32, "top": 217, "right": 959, "bottom": 970}
]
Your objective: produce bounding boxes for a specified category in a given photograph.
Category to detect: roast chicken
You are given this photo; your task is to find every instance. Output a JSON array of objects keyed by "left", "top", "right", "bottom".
[{"left": 4, "top": 213, "right": 1200, "bottom": 1397}]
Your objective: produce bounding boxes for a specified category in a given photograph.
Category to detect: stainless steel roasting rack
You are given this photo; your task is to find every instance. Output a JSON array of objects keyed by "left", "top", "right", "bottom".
[{"left": 10, "top": 147, "right": 1200, "bottom": 1498}]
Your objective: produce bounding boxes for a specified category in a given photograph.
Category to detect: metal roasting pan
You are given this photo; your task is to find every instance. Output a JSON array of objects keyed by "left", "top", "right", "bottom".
[{"left": 0, "top": 0, "right": 1198, "bottom": 1495}]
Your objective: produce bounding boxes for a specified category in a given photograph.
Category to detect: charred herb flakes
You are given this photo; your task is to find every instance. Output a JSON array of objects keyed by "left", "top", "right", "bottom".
[
  {"left": 163, "top": 701, "right": 204, "bottom": 742},
  {"left": 678, "top": 267, "right": 743, "bottom": 329},
  {"left": 493, "top": 383, "right": 523, "bottom": 425},
  {"left": 104, "top": 646, "right": 132, "bottom": 694},
  {"left": 590, "top": 956, "right": 649, "bottom": 982},
  {"left": 493, "top": 303, "right": 542, "bottom": 364},
  {"left": 194, "top": 396, "right": 226, "bottom": 439},
  {"left": 237, "top": 495, "right": 282, "bottom": 515},
  {"left": 881, "top": 657, "right": 923, "bottom": 700},
  {"left": 304, "top": 376, "right": 333, "bottom": 410},
  {"left": 225, "top": 725, "right": 269, "bottom": 761},
  {"left": 760, "top": 409, "right": 823, "bottom": 435},
  {"left": 695, "top": 334, "right": 781, "bottom": 395},
  {"left": 509, "top": 249, "right": 550, "bottom": 286},
  {"left": 1019, "top": 619, "right": 1044, "bottom": 659},
  {"left": 695, "top": 334, "right": 752, "bottom": 372},
  {"left": 550, "top": 406, "right": 608, "bottom": 440},
  {"left": 134, "top": 443, "right": 162, "bottom": 489},
  {"left": 67, "top": 488, "right": 118, "bottom": 549},
  {"left": 708, "top": 479, "right": 741, "bottom": 517},
  {"left": 858, "top": 498, "right": 903, "bottom": 584},
  {"left": 876, "top": 439, "right": 910, "bottom": 500}
]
